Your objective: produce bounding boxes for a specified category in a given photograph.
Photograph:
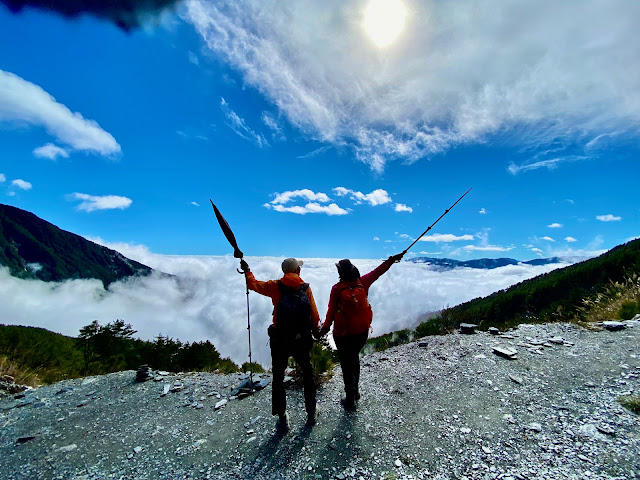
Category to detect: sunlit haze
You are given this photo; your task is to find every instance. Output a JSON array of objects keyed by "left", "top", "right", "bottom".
[{"left": 363, "top": 0, "right": 407, "bottom": 47}]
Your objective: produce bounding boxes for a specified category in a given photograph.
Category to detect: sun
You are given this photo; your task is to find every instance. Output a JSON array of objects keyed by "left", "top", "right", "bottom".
[{"left": 363, "top": 0, "right": 407, "bottom": 47}]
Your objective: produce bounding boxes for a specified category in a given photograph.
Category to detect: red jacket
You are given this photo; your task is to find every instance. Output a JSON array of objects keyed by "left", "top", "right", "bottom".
[
  {"left": 321, "top": 258, "right": 395, "bottom": 337},
  {"left": 245, "top": 271, "right": 321, "bottom": 331}
]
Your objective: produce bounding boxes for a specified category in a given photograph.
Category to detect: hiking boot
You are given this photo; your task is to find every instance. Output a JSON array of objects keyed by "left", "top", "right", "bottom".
[
  {"left": 340, "top": 397, "right": 357, "bottom": 412},
  {"left": 306, "top": 409, "right": 319, "bottom": 427},
  {"left": 275, "top": 412, "right": 290, "bottom": 434}
]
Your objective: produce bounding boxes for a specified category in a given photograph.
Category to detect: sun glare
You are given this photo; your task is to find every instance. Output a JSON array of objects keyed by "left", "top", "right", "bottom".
[{"left": 363, "top": 0, "right": 406, "bottom": 47}]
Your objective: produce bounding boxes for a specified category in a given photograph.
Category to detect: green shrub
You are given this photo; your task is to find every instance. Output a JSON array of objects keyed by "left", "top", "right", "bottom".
[
  {"left": 618, "top": 300, "right": 639, "bottom": 320},
  {"left": 216, "top": 358, "right": 240, "bottom": 374},
  {"left": 241, "top": 361, "right": 265, "bottom": 374}
]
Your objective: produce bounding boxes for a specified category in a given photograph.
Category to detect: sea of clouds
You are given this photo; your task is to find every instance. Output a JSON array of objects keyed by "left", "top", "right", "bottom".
[{"left": 0, "top": 244, "right": 569, "bottom": 367}]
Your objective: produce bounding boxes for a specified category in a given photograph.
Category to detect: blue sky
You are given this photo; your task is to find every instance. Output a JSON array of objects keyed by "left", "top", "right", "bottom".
[{"left": 1, "top": 0, "right": 638, "bottom": 262}]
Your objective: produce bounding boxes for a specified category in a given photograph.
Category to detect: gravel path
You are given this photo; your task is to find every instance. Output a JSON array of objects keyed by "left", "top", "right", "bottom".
[{"left": 1, "top": 321, "right": 639, "bottom": 480}]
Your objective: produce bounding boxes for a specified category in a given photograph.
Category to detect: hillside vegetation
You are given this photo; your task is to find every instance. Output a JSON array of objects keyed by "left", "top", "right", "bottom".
[
  {"left": 366, "top": 237, "right": 640, "bottom": 352},
  {"left": 0, "top": 204, "right": 152, "bottom": 287},
  {"left": 0, "top": 321, "right": 243, "bottom": 386}
]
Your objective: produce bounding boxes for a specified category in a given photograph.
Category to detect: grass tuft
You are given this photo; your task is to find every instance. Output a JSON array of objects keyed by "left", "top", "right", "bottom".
[
  {"left": 618, "top": 395, "right": 640, "bottom": 415},
  {"left": 0, "top": 355, "right": 41, "bottom": 388}
]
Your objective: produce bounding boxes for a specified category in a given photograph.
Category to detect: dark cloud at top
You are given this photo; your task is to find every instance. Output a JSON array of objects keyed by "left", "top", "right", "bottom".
[{"left": 1, "top": 0, "right": 181, "bottom": 30}]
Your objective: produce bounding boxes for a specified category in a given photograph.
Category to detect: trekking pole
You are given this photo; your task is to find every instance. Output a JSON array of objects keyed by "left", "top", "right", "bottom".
[
  {"left": 210, "top": 200, "right": 254, "bottom": 388},
  {"left": 401, "top": 188, "right": 472, "bottom": 255}
]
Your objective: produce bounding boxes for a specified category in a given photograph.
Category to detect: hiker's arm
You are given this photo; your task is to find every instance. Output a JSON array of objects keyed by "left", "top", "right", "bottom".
[
  {"left": 306, "top": 287, "right": 321, "bottom": 335},
  {"left": 244, "top": 271, "right": 279, "bottom": 297},
  {"left": 320, "top": 285, "right": 339, "bottom": 336}
]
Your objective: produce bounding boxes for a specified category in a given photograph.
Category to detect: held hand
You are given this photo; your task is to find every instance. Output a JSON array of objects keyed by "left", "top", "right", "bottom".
[
  {"left": 389, "top": 252, "right": 405, "bottom": 263},
  {"left": 240, "top": 259, "right": 250, "bottom": 273}
]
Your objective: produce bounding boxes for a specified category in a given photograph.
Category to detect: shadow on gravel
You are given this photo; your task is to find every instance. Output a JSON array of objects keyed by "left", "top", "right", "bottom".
[{"left": 251, "top": 422, "right": 313, "bottom": 475}]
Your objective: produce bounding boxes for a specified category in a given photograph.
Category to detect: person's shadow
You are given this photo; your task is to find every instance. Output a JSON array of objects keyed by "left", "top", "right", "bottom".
[{"left": 250, "top": 421, "right": 314, "bottom": 475}]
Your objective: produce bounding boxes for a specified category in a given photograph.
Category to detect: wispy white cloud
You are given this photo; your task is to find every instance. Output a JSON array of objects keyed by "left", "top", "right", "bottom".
[
  {"left": 463, "top": 245, "right": 514, "bottom": 252},
  {"left": 418, "top": 251, "right": 443, "bottom": 255},
  {"left": 68, "top": 193, "right": 133, "bottom": 212},
  {"left": 297, "top": 146, "right": 331, "bottom": 159},
  {"left": 11, "top": 179, "right": 32, "bottom": 190},
  {"left": 507, "top": 156, "right": 587, "bottom": 175},
  {"left": 188, "top": 51, "right": 200, "bottom": 65},
  {"left": 184, "top": 0, "right": 640, "bottom": 171},
  {"left": 596, "top": 214, "right": 621, "bottom": 222},
  {"left": 565, "top": 236, "right": 577, "bottom": 242},
  {"left": 530, "top": 247, "right": 543, "bottom": 253},
  {"left": 33, "top": 143, "right": 69, "bottom": 160},
  {"left": 479, "top": 208, "right": 487, "bottom": 215},
  {"left": 373, "top": 236, "right": 380, "bottom": 241},
  {"left": 395, "top": 203, "right": 412, "bottom": 213},
  {"left": 262, "top": 112, "right": 285, "bottom": 140},
  {"left": 0, "top": 70, "right": 121, "bottom": 156},
  {"left": 420, "top": 233, "right": 474, "bottom": 243},
  {"left": 220, "top": 97, "right": 269, "bottom": 148},
  {"left": 191, "top": 201, "right": 200, "bottom": 207},
  {"left": 541, "top": 236, "right": 555, "bottom": 242},
  {"left": 0, "top": 174, "right": 5, "bottom": 183},
  {"left": 547, "top": 223, "right": 563, "bottom": 228},
  {"left": 333, "top": 187, "right": 391, "bottom": 206}
]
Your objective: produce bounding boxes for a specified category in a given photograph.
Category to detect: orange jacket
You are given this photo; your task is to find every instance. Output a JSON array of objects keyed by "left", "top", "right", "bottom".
[
  {"left": 244, "top": 271, "right": 321, "bottom": 331},
  {"left": 321, "top": 258, "right": 395, "bottom": 337}
]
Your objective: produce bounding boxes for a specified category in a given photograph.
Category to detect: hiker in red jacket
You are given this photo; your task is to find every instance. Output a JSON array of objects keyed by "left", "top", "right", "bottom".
[
  {"left": 319, "top": 253, "right": 404, "bottom": 411},
  {"left": 240, "top": 257, "right": 321, "bottom": 433}
]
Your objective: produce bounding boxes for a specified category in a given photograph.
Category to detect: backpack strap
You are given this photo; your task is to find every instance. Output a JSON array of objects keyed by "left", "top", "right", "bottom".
[{"left": 278, "top": 280, "right": 309, "bottom": 294}]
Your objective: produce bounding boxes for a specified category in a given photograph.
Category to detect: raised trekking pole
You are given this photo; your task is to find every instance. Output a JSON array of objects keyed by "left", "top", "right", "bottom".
[
  {"left": 401, "top": 188, "right": 472, "bottom": 255},
  {"left": 210, "top": 200, "right": 254, "bottom": 388}
]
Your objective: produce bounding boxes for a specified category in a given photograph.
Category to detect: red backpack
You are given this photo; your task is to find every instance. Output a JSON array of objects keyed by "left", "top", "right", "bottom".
[{"left": 336, "top": 282, "right": 373, "bottom": 335}]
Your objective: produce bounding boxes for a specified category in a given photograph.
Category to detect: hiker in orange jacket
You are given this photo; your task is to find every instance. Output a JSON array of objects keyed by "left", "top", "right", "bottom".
[
  {"left": 320, "top": 253, "right": 404, "bottom": 410},
  {"left": 240, "top": 257, "right": 321, "bottom": 433}
]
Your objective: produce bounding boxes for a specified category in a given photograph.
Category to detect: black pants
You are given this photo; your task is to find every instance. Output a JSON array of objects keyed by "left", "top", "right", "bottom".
[
  {"left": 334, "top": 331, "right": 369, "bottom": 405},
  {"left": 269, "top": 326, "right": 316, "bottom": 416}
]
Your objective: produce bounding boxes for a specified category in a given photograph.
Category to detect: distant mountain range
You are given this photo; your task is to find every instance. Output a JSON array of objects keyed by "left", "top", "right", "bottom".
[
  {"left": 407, "top": 256, "right": 582, "bottom": 270},
  {"left": 0, "top": 204, "right": 153, "bottom": 287}
]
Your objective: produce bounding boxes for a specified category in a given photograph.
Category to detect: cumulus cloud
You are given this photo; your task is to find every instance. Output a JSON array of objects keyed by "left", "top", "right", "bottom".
[
  {"left": 0, "top": 70, "right": 120, "bottom": 156},
  {"left": 0, "top": 250, "right": 569, "bottom": 367},
  {"left": 373, "top": 236, "right": 380, "bottom": 241},
  {"left": 220, "top": 97, "right": 269, "bottom": 148},
  {"left": 33, "top": 143, "right": 69, "bottom": 160},
  {"left": 548, "top": 223, "right": 563, "bottom": 228},
  {"left": 11, "top": 179, "right": 32, "bottom": 190},
  {"left": 270, "top": 189, "right": 331, "bottom": 205},
  {"left": 596, "top": 214, "right": 621, "bottom": 222},
  {"left": 183, "top": 0, "right": 640, "bottom": 171},
  {"left": 565, "top": 236, "right": 577, "bottom": 242},
  {"left": 541, "top": 236, "right": 555, "bottom": 242},
  {"left": 333, "top": 187, "right": 391, "bottom": 206},
  {"left": 68, "top": 193, "right": 133, "bottom": 212},
  {"left": 420, "top": 233, "right": 474, "bottom": 243},
  {"left": 479, "top": 208, "right": 487, "bottom": 215},
  {"left": 394, "top": 203, "right": 412, "bottom": 213},
  {"left": 266, "top": 202, "right": 347, "bottom": 215}
]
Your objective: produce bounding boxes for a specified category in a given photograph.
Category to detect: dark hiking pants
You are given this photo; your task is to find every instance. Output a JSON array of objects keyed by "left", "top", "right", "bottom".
[
  {"left": 334, "top": 330, "right": 369, "bottom": 406},
  {"left": 269, "top": 326, "right": 316, "bottom": 416}
]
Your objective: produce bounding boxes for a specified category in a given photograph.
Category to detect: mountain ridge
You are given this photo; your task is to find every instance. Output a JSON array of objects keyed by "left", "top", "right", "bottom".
[{"left": 0, "top": 203, "right": 153, "bottom": 288}]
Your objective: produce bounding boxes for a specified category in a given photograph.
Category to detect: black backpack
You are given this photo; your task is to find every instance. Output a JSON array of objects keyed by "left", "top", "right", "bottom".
[{"left": 275, "top": 281, "right": 312, "bottom": 343}]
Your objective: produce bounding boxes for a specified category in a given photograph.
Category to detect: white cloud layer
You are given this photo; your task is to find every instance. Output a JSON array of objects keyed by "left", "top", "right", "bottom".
[
  {"left": 271, "top": 189, "right": 331, "bottom": 205},
  {"left": 0, "top": 70, "right": 121, "bottom": 156},
  {"left": 463, "top": 245, "right": 514, "bottom": 252},
  {"left": 596, "top": 214, "right": 621, "bottom": 222},
  {"left": 266, "top": 202, "right": 347, "bottom": 215},
  {"left": 0, "top": 247, "right": 568, "bottom": 367},
  {"left": 333, "top": 187, "right": 391, "bottom": 206},
  {"left": 183, "top": 0, "right": 640, "bottom": 171},
  {"left": 420, "top": 233, "right": 474, "bottom": 243},
  {"left": 33, "top": 143, "right": 69, "bottom": 160},
  {"left": 68, "top": 193, "right": 133, "bottom": 212}
]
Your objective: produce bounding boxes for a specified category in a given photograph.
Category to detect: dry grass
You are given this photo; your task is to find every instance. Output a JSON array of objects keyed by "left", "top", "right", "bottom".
[
  {"left": 575, "top": 274, "right": 640, "bottom": 324},
  {"left": 0, "top": 355, "right": 42, "bottom": 388}
]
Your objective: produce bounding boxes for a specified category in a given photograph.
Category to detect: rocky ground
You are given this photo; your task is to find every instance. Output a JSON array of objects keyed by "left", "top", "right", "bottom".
[{"left": 1, "top": 320, "right": 639, "bottom": 480}]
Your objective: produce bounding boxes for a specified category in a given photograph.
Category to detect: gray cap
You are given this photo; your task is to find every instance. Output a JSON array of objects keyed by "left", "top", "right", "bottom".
[{"left": 282, "top": 258, "right": 303, "bottom": 273}]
